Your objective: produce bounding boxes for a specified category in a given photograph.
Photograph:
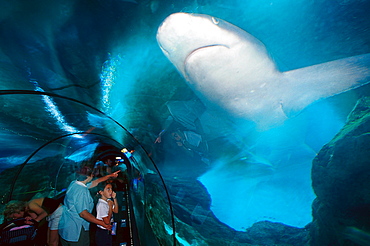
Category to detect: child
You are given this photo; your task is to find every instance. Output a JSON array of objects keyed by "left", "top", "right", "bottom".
[{"left": 95, "top": 182, "right": 119, "bottom": 246}]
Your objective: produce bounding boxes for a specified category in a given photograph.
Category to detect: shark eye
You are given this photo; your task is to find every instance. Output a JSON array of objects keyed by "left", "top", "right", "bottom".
[{"left": 211, "top": 17, "right": 219, "bottom": 25}]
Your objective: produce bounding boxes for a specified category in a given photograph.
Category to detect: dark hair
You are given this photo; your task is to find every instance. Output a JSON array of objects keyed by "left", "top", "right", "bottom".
[
  {"left": 96, "top": 182, "right": 109, "bottom": 191},
  {"left": 95, "top": 182, "right": 111, "bottom": 198},
  {"left": 76, "top": 166, "right": 93, "bottom": 181}
]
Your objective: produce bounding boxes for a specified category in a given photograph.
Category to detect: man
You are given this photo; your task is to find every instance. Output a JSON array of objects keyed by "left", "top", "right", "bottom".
[{"left": 58, "top": 166, "right": 119, "bottom": 246}]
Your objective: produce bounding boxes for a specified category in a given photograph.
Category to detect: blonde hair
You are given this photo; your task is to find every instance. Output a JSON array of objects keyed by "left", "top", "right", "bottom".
[{"left": 3, "top": 200, "right": 27, "bottom": 220}]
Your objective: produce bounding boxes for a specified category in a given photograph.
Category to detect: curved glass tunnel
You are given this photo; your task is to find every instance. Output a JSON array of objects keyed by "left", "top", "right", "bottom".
[
  {"left": 1, "top": 0, "right": 370, "bottom": 246},
  {"left": 0, "top": 91, "right": 175, "bottom": 245}
]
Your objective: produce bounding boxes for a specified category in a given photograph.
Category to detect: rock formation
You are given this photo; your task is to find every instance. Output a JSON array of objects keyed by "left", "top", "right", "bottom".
[{"left": 311, "top": 96, "right": 370, "bottom": 245}]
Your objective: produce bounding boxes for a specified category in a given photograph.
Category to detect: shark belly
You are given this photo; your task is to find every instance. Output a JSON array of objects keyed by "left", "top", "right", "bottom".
[{"left": 157, "top": 12, "right": 370, "bottom": 129}]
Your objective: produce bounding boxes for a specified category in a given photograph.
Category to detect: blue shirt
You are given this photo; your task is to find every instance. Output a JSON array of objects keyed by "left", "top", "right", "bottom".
[{"left": 59, "top": 180, "right": 94, "bottom": 242}]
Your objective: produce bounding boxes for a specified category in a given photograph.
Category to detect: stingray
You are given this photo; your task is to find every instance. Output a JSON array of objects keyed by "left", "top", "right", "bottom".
[{"left": 156, "top": 13, "right": 370, "bottom": 129}]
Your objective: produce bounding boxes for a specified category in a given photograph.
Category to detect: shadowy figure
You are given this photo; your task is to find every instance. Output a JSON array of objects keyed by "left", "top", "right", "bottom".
[{"left": 155, "top": 99, "right": 208, "bottom": 156}]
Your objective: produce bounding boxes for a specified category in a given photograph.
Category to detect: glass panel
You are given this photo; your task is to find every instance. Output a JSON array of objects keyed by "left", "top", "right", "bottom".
[
  {"left": 0, "top": 92, "right": 176, "bottom": 244},
  {"left": 124, "top": 136, "right": 175, "bottom": 244}
]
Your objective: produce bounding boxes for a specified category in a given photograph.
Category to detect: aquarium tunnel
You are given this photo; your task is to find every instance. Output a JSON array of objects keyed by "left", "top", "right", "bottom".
[
  {"left": 0, "top": 90, "right": 171, "bottom": 245},
  {"left": 0, "top": 0, "right": 370, "bottom": 246}
]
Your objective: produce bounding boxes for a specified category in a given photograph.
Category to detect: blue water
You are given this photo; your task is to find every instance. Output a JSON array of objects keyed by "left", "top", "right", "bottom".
[
  {"left": 199, "top": 100, "right": 348, "bottom": 229},
  {"left": 153, "top": 0, "right": 369, "bottom": 230},
  {"left": 1, "top": 0, "right": 369, "bottom": 233}
]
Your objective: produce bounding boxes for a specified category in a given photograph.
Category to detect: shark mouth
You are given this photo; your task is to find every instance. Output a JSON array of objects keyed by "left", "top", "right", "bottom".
[
  {"left": 183, "top": 44, "right": 229, "bottom": 81},
  {"left": 158, "top": 43, "right": 170, "bottom": 57},
  {"left": 185, "top": 44, "right": 229, "bottom": 65}
]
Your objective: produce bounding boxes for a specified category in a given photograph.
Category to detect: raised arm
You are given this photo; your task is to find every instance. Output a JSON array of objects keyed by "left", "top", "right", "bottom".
[
  {"left": 111, "top": 192, "right": 119, "bottom": 214},
  {"left": 89, "top": 171, "right": 120, "bottom": 189}
]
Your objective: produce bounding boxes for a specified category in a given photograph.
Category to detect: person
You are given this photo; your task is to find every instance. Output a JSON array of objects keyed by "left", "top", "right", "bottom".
[
  {"left": 95, "top": 182, "right": 118, "bottom": 246},
  {"left": 2, "top": 200, "right": 36, "bottom": 224},
  {"left": 27, "top": 197, "right": 64, "bottom": 246},
  {"left": 0, "top": 200, "right": 39, "bottom": 246},
  {"left": 2, "top": 196, "right": 64, "bottom": 245},
  {"left": 93, "top": 160, "right": 104, "bottom": 177},
  {"left": 154, "top": 99, "right": 205, "bottom": 143},
  {"left": 58, "top": 166, "right": 119, "bottom": 246},
  {"left": 154, "top": 99, "right": 208, "bottom": 155},
  {"left": 104, "top": 159, "right": 114, "bottom": 175}
]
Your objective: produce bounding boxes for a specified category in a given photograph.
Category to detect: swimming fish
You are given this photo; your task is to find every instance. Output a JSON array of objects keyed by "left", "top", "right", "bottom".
[{"left": 156, "top": 13, "right": 370, "bottom": 129}]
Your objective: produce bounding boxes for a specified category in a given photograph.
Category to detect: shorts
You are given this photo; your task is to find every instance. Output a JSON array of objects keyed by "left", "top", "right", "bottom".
[{"left": 47, "top": 205, "right": 63, "bottom": 230}]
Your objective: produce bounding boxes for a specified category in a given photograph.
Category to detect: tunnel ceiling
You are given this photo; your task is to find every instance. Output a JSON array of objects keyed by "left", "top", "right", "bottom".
[
  {"left": 0, "top": 0, "right": 139, "bottom": 170},
  {"left": 0, "top": 0, "right": 201, "bottom": 177},
  {"left": 0, "top": 91, "right": 129, "bottom": 172}
]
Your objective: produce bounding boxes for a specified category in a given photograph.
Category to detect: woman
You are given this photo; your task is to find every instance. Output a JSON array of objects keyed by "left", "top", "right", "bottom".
[
  {"left": 2, "top": 200, "right": 36, "bottom": 223},
  {"left": 27, "top": 197, "right": 64, "bottom": 246}
]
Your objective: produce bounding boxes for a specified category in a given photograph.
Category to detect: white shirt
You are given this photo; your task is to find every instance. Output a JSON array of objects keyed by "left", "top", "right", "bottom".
[{"left": 96, "top": 198, "right": 114, "bottom": 230}]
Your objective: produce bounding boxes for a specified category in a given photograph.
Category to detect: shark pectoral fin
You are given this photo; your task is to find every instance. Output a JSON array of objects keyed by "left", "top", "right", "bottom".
[{"left": 282, "top": 53, "right": 370, "bottom": 117}]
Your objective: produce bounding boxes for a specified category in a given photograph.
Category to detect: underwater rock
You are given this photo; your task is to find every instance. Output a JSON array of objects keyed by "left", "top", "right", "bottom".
[
  {"left": 159, "top": 176, "right": 310, "bottom": 245},
  {"left": 245, "top": 221, "right": 310, "bottom": 246},
  {"left": 311, "top": 96, "right": 370, "bottom": 245}
]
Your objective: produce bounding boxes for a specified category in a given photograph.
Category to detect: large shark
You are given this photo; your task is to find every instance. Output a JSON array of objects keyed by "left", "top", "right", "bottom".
[{"left": 156, "top": 12, "right": 370, "bottom": 129}]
